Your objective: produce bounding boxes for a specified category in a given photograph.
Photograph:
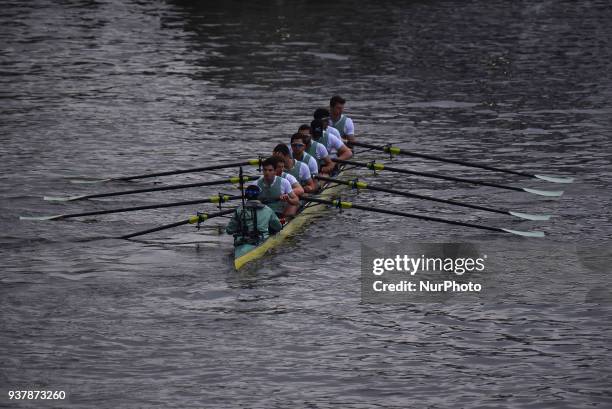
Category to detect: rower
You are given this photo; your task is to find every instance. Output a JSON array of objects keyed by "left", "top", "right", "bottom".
[
  {"left": 314, "top": 107, "right": 342, "bottom": 140},
  {"left": 255, "top": 157, "right": 299, "bottom": 217},
  {"left": 290, "top": 133, "right": 319, "bottom": 179},
  {"left": 272, "top": 144, "right": 315, "bottom": 195},
  {"left": 297, "top": 125, "right": 335, "bottom": 176},
  {"left": 310, "top": 118, "right": 353, "bottom": 162},
  {"left": 274, "top": 156, "right": 304, "bottom": 197},
  {"left": 225, "top": 184, "right": 283, "bottom": 247},
  {"left": 329, "top": 95, "right": 355, "bottom": 143}
]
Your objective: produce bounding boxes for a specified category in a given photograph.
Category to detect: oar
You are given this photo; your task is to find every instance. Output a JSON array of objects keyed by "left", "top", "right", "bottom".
[
  {"left": 350, "top": 141, "right": 574, "bottom": 184},
  {"left": 119, "top": 208, "right": 236, "bottom": 239},
  {"left": 45, "top": 175, "right": 257, "bottom": 202},
  {"left": 333, "top": 159, "right": 564, "bottom": 197},
  {"left": 304, "top": 196, "right": 545, "bottom": 238},
  {"left": 315, "top": 175, "right": 552, "bottom": 221},
  {"left": 19, "top": 195, "right": 241, "bottom": 221},
  {"left": 70, "top": 159, "right": 262, "bottom": 184}
]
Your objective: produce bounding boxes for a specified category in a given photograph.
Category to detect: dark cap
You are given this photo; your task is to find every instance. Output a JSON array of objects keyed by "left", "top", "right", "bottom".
[
  {"left": 313, "top": 108, "right": 330, "bottom": 120},
  {"left": 310, "top": 119, "right": 324, "bottom": 138},
  {"left": 244, "top": 184, "right": 261, "bottom": 199}
]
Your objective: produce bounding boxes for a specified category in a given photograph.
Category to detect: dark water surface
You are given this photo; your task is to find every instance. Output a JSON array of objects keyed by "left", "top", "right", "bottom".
[{"left": 2, "top": 1, "right": 612, "bottom": 408}]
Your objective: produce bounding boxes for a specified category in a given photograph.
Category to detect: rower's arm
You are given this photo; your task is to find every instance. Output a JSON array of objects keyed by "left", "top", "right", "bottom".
[
  {"left": 345, "top": 118, "right": 355, "bottom": 143},
  {"left": 336, "top": 144, "right": 353, "bottom": 161},
  {"left": 320, "top": 156, "right": 335, "bottom": 175},
  {"left": 286, "top": 191, "right": 299, "bottom": 206},
  {"left": 303, "top": 178, "right": 317, "bottom": 193},
  {"left": 292, "top": 183, "right": 304, "bottom": 197}
]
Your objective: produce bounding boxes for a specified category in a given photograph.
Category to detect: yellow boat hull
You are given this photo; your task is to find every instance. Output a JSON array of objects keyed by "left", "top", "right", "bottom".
[{"left": 233, "top": 176, "right": 347, "bottom": 269}]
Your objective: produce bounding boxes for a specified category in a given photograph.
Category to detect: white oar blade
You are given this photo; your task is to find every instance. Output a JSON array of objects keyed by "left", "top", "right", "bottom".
[
  {"left": 501, "top": 228, "right": 546, "bottom": 238},
  {"left": 43, "top": 195, "right": 85, "bottom": 202},
  {"left": 70, "top": 178, "right": 112, "bottom": 184},
  {"left": 534, "top": 174, "right": 574, "bottom": 184},
  {"left": 522, "top": 187, "right": 564, "bottom": 197},
  {"left": 508, "top": 211, "right": 552, "bottom": 221},
  {"left": 19, "top": 214, "right": 63, "bottom": 221}
]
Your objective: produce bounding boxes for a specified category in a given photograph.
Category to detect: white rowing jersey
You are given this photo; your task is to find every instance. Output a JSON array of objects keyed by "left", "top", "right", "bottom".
[
  {"left": 330, "top": 114, "right": 354, "bottom": 138},
  {"left": 256, "top": 175, "right": 293, "bottom": 195},
  {"left": 310, "top": 140, "right": 329, "bottom": 162},
  {"left": 298, "top": 153, "right": 318, "bottom": 176},
  {"left": 281, "top": 171, "right": 299, "bottom": 186},
  {"left": 326, "top": 126, "right": 341, "bottom": 139},
  {"left": 286, "top": 159, "right": 312, "bottom": 185},
  {"left": 305, "top": 140, "right": 330, "bottom": 170},
  {"left": 319, "top": 129, "right": 345, "bottom": 157}
]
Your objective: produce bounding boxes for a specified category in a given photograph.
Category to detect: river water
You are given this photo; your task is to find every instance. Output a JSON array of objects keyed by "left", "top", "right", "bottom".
[{"left": 1, "top": 1, "right": 611, "bottom": 408}]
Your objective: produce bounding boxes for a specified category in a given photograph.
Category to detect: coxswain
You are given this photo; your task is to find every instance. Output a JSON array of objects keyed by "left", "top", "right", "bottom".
[
  {"left": 329, "top": 95, "right": 355, "bottom": 143},
  {"left": 225, "top": 184, "right": 283, "bottom": 247},
  {"left": 310, "top": 118, "right": 353, "bottom": 162},
  {"left": 297, "top": 125, "right": 335, "bottom": 176},
  {"left": 290, "top": 133, "right": 319, "bottom": 178},
  {"left": 272, "top": 143, "right": 317, "bottom": 197},
  {"left": 255, "top": 157, "right": 299, "bottom": 217}
]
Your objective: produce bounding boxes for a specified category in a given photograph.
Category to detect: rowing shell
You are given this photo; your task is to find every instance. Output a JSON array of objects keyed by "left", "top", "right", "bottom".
[{"left": 233, "top": 166, "right": 347, "bottom": 269}]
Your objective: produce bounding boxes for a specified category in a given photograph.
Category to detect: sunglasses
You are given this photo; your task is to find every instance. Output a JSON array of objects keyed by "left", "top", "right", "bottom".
[{"left": 291, "top": 143, "right": 304, "bottom": 148}]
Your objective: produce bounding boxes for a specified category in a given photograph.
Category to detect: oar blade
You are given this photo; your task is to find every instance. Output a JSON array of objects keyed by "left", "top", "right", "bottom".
[
  {"left": 19, "top": 214, "right": 64, "bottom": 221},
  {"left": 534, "top": 174, "right": 574, "bottom": 184},
  {"left": 43, "top": 195, "right": 85, "bottom": 202},
  {"left": 501, "top": 228, "right": 546, "bottom": 238},
  {"left": 522, "top": 187, "right": 564, "bottom": 197},
  {"left": 508, "top": 211, "right": 552, "bottom": 221}
]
